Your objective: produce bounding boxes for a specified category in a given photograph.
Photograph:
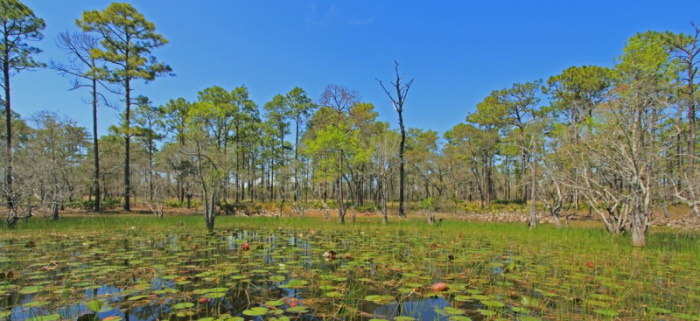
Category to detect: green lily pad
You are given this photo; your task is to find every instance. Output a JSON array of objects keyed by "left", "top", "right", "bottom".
[
  {"left": 325, "top": 291, "right": 344, "bottom": 298},
  {"left": 19, "top": 285, "right": 42, "bottom": 294},
  {"left": 481, "top": 300, "right": 505, "bottom": 308},
  {"left": 286, "top": 306, "right": 310, "bottom": 313},
  {"left": 242, "top": 307, "right": 269, "bottom": 316},
  {"left": 365, "top": 295, "right": 395, "bottom": 304},
  {"left": 477, "top": 309, "right": 496, "bottom": 317},
  {"left": 86, "top": 299, "right": 104, "bottom": 313},
  {"left": 32, "top": 314, "right": 61, "bottom": 321},
  {"left": 172, "top": 302, "right": 195, "bottom": 310},
  {"left": 282, "top": 279, "right": 308, "bottom": 288},
  {"left": 204, "top": 292, "right": 226, "bottom": 299},
  {"left": 265, "top": 300, "right": 284, "bottom": 307},
  {"left": 521, "top": 296, "right": 539, "bottom": 307}
]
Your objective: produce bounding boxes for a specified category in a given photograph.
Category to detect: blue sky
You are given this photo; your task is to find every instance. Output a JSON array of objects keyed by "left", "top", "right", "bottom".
[{"left": 15, "top": 0, "right": 700, "bottom": 137}]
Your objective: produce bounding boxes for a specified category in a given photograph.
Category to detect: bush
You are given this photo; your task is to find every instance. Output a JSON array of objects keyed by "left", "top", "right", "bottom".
[
  {"left": 302, "top": 200, "right": 338, "bottom": 210},
  {"left": 354, "top": 204, "right": 378, "bottom": 213},
  {"left": 165, "top": 200, "right": 201, "bottom": 208},
  {"left": 68, "top": 197, "right": 122, "bottom": 210},
  {"left": 223, "top": 202, "right": 262, "bottom": 216},
  {"left": 102, "top": 197, "right": 122, "bottom": 209},
  {"left": 420, "top": 197, "right": 436, "bottom": 211},
  {"left": 459, "top": 200, "right": 528, "bottom": 214}
]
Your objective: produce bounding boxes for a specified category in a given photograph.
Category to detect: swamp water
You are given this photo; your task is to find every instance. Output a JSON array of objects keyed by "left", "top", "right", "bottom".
[{"left": 0, "top": 224, "right": 698, "bottom": 320}]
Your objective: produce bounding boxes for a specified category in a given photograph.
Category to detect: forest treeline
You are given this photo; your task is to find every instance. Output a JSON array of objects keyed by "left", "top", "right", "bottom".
[{"left": 2, "top": 1, "right": 699, "bottom": 247}]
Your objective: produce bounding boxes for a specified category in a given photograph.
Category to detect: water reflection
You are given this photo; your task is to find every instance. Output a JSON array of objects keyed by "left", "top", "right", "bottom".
[{"left": 374, "top": 297, "right": 450, "bottom": 321}]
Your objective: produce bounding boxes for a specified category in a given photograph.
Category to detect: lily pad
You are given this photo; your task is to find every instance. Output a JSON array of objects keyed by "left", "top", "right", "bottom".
[
  {"left": 325, "top": 291, "right": 344, "bottom": 298},
  {"left": 242, "top": 307, "right": 269, "bottom": 316},
  {"left": 172, "top": 302, "right": 195, "bottom": 310}
]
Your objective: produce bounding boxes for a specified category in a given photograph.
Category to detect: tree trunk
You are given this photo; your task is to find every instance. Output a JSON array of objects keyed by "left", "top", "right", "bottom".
[
  {"left": 521, "top": 147, "right": 527, "bottom": 203},
  {"left": 687, "top": 61, "right": 697, "bottom": 170},
  {"left": 486, "top": 155, "right": 493, "bottom": 206},
  {"left": 528, "top": 147, "right": 537, "bottom": 228},
  {"left": 338, "top": 151, "right": 346, "bottom": 224},
  {"left": 381, "top": 176, "right": 388, "bottom": 224},
  {"left": 398, "top": 112, "right": 406, "bottom": 218},
  {"left": 205, "top": 190, "right": 216, "bottom": 232},
  {"left": 149, "top": 139, "right": 154, "bottom": 201},
  {"left": 4, "top": 48, "right": 13, "bottom": 210},
  {"left": 49, "top": 202, "right": 60, "bottom": 220},
  {"left": 92, "top": 76, "right": 101, "bottom": 212},
  {"left": 123, "top": 77, "right": 131, "bottom": 212},
  {"left": 631, "top": 213, "right": 646, "bottom": 247}
]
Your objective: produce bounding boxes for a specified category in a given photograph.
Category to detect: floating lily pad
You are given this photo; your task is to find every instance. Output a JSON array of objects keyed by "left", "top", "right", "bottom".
[
  {"left": 204, "top": 292, "right": 226, "bottom": 299},
  {"left": 286, "top": 306, "right": 310, "bottom": 314},
  {"left": 440, "top": 307, "right": 466, "bottom": 315},
  {"left": 365, "top": 295, "right": 395, "bottom": 304},
  {"left": 242, "top": 307, "right": 269, "bottom": 316},
  {"left": 325, "top": 291, "right": 344, "bottom": 298},
  {"left": 282, "top": 279, "right": 308, "bottom": 288},
  {"left": 172, "top": 302, "right": 195, "bottom": 310},
  {"left": 19, "top": 285, "right": 42, "bottom": 294},
  {"left": 32, "top": 314, "right": 61, "bottom": 321}
]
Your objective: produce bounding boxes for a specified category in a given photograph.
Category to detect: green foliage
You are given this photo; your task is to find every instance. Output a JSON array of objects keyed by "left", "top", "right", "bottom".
[
  {"left": 459, "top": 200, "right": 530, "bottom": 214},
  {"left": 158, "top": 98, "right": 191, "bottom": 145},
  {"left": 217, "top": 201, "right": 262, "bottom": 216},
  {"left": 419, "top": 197, "right": 436, "bottom": 211},
  {"left": 76, "top": 2, "right": 171, "bottom": 83},
  {"left": 0, "top": 0, "right": 46, "bottom": 72},
  {"left": 164, "top": 200, "right": 202, "bottom": 208},
  {"left": 69, "top": 197, "right": 121, "bottom": 210},
  {"left": 546, "top": 65, "right": 612, "bottom": 125},
  {"left": 353, "top": 204, "right": 378, "bottom": 213}
]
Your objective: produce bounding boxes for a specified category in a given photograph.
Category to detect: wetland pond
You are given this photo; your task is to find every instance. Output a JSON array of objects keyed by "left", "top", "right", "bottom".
[{"left": 0, "top": 220, "right": 699, "bottom": 320}]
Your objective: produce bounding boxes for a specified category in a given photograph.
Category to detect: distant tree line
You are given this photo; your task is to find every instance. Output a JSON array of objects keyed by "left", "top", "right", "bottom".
[{"left": 2, "top": 0, "right": 699, "bottom": 247}]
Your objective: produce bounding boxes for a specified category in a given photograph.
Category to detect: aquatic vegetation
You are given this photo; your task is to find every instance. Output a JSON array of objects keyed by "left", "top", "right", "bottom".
[{"left": 0, "top": 216, "right": 698, "bottom": 320}]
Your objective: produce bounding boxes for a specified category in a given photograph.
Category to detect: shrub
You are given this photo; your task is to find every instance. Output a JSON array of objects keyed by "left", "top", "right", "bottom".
[
  {"left": 165, "top": 200, "right": 201, "bottom": 208},
  {"left": 354, "top": 204, "right": 378, "bottom": 213},
  {"left": 101, "top": 197, "right": 122, "bottom": 209},
  {"left": 420, "top": 197, "right": 436, "bottom": 212}
]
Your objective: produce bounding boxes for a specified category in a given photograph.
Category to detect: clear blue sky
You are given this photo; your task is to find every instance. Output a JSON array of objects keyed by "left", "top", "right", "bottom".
[{"left": 14, "top": 0, "right": 700, "bottom": 137}]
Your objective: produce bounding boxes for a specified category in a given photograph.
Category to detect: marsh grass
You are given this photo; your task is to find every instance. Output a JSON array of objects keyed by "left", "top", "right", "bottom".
[{"left": 1, "top": 215, "right": 699, "bottom": 320}]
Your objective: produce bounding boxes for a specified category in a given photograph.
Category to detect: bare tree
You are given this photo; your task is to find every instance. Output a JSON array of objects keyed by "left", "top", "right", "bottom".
[
  {"left": 52, "top": 31, "right": 112, "bottom": 212},
  {"left": 143, "top": 174, "right": 167, "bottom": 218},
  {"left": 378, "top": 61, "right": 414, "bottom": 218},
  {"left": 371, "top": 125, "right": 399, "bottom": 224}
]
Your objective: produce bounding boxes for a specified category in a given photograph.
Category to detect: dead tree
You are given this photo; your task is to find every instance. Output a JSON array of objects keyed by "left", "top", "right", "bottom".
[{"left": 378, "top": 61, "right": 414, "bottom": 218}]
